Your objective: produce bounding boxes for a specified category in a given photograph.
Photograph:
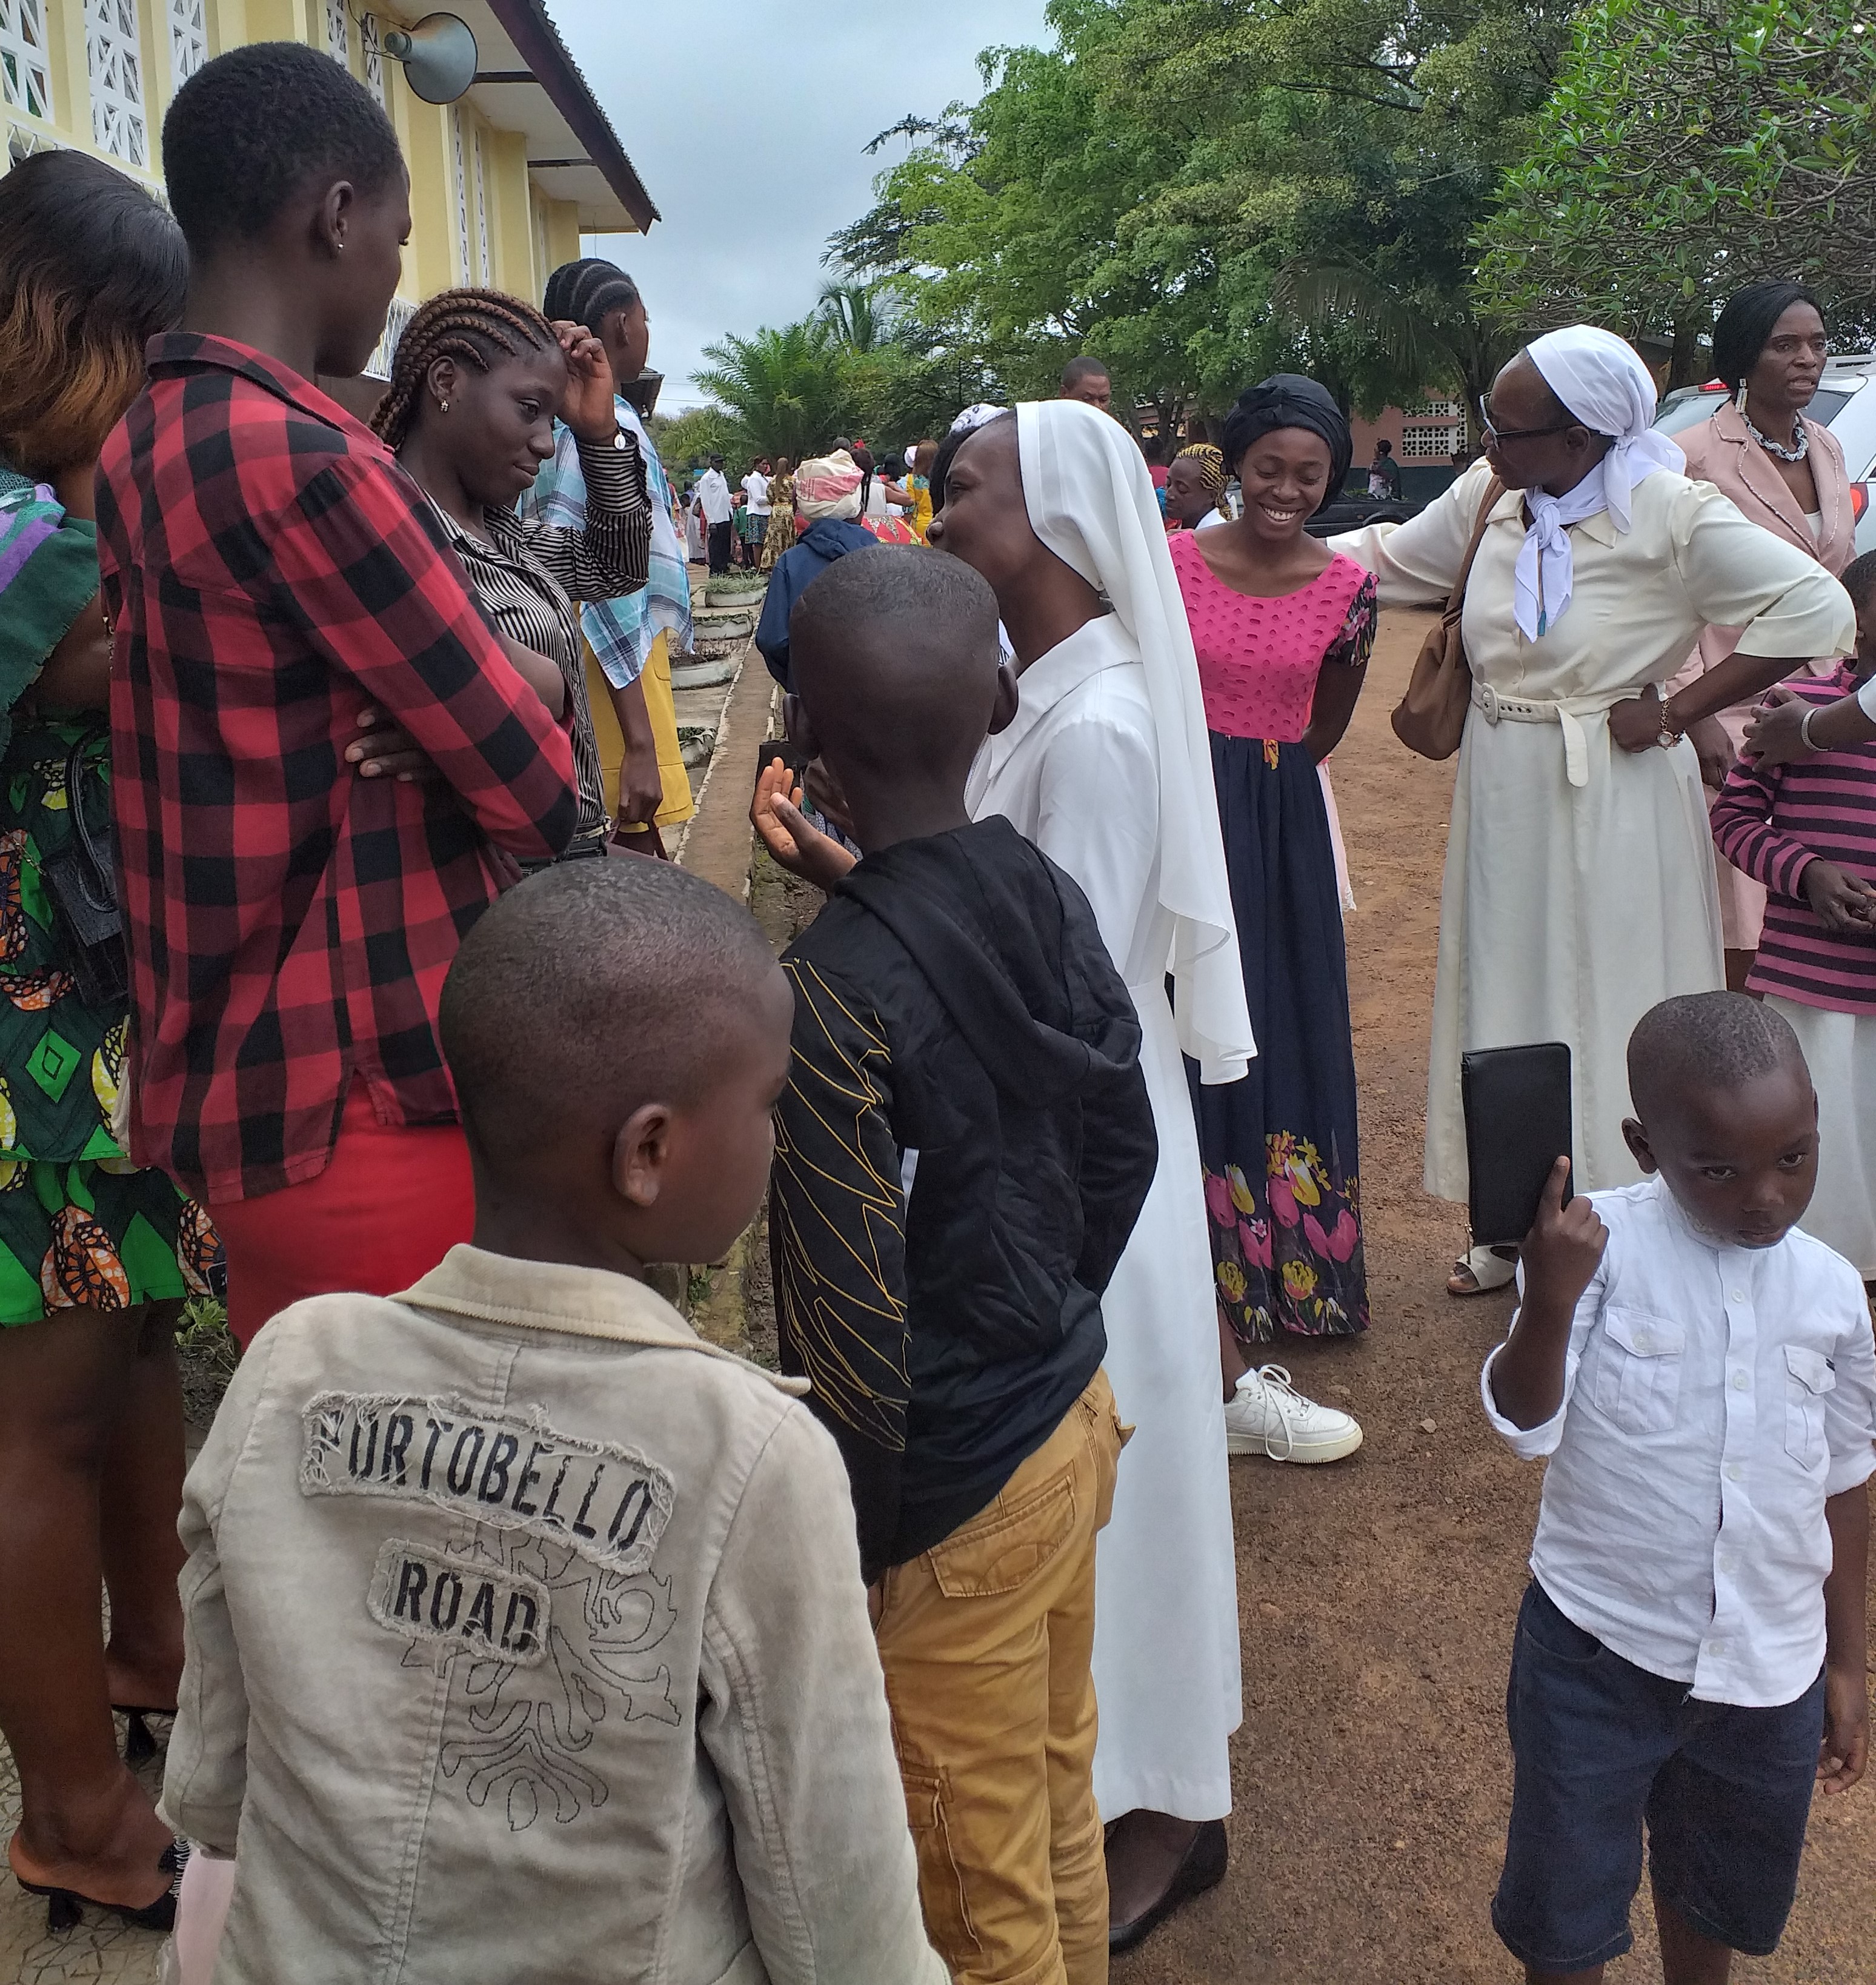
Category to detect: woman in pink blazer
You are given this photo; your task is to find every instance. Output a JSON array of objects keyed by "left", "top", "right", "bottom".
[{"left": 1671, "top": 280, "right": 1857, "bottom": 985}]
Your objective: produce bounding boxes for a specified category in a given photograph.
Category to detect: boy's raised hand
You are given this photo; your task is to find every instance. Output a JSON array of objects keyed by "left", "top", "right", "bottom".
[
  {"left": 1520, "top": 1157, "right": 1607, "bottom": 1312},
  {"left": 751, "top": 760, "right": 857, "bottom": 893}
]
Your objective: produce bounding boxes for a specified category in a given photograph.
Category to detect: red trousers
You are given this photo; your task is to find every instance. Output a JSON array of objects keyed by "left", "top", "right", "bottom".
[{"left": 209, "top": 1080, "right": 476, "bottom": 1348}]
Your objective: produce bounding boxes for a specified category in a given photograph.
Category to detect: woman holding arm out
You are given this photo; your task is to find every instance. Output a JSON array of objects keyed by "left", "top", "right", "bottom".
[{"left": 1332, "top": 327, "right": 1855, "bottom": 1294}]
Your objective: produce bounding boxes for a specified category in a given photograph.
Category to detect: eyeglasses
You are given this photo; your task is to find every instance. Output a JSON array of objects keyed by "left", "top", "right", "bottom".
[{"left": 1477, "top": 394, "right": 1577, "bottom": 445}]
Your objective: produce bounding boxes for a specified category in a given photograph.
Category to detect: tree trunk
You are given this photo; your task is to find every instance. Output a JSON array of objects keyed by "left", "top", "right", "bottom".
[{"left": 1667, "top": 316, "right": 1706, "bottom": 392}]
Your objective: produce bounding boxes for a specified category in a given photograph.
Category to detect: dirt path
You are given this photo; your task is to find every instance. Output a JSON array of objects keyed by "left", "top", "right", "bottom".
[{"left": 1116, "top": 610, "right": 1876, "bottom": 1985}]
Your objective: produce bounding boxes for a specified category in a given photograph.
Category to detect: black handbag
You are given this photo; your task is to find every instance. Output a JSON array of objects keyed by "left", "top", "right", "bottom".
[{"left": 41, "top": 733, "right": 127, "bottom": 1009}]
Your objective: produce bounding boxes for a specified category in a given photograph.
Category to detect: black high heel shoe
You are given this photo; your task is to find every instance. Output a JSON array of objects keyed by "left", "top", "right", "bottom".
[
  {"left": 111, "top": 1704, "right": 175, "bottom": 1765},
  {"left": 1108, "top": 1818, "right": 1228, "bottom": 1952},
  {"left": 16, "top": 1836, "right": 188, "bottom": 1935}
]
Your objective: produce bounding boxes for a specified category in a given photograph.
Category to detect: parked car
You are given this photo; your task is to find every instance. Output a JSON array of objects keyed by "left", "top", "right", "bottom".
[
  {"left": 1654, "top": 354, "right": 1876, "bottom": 556},
  {"left": 1304, "top": 490, "right": 1422, "bottom": 538}
]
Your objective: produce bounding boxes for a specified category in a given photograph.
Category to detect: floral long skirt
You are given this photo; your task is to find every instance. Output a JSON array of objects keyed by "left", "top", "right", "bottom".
[{"left": 1185, "top": 734, "right": 1368, "bottom": 1342}]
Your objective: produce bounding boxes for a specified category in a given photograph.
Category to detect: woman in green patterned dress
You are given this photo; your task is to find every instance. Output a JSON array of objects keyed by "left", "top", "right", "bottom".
[{"left": 0, "top": 152, "right": 218, "bottom": 1934}]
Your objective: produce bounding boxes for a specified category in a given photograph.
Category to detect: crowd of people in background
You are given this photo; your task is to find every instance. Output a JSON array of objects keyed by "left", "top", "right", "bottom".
[{"left": 0, "top": 33, "right": 1869, "bottom": 1985}]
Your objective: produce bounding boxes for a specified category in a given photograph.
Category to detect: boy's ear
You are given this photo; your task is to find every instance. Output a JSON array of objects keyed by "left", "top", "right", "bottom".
[
  {"left": 613, "top": 1102, "right": 673, "bottom": 1209},
  {"left": 1620, "top": 1116, "right": 1658, "bottom": 1175},
  {"left": 782, "top": 692, "right": 822, "bottom": 760},
  {"left": 987, "top": 660, "right": 1019, "bottom": 737}
]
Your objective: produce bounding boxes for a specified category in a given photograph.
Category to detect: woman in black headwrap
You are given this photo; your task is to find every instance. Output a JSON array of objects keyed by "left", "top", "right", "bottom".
[{"left": 1168, "top": 375, "right": 1377, "bottom": 1459}]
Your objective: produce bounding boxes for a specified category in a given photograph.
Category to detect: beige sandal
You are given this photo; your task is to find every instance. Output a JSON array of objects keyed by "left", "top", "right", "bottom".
[{"left": 1447, "top": 1245, "right": 1518, "bottom": 1297}]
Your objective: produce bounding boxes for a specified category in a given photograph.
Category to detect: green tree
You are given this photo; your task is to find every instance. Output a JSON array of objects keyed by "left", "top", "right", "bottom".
[
  {"left": 691, "top": 321, "right": 858, "bottom": 463},
  {"left": 1473, "top": 0, "right": 1876, "bottom": 383},
  {"left": 831, "top": 0, "right": 1576, "bottom": 427},
  {"left": 817, "top": 279, "right": 897, "bottom": 354},
  {"left": 647, "top": 404, "right": 743, "bottom": 477}
]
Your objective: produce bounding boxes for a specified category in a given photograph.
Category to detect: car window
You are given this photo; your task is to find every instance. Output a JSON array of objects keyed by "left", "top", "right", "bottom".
[{"left": 1656, "top": 387, "right": 1854, "bottom": 439}]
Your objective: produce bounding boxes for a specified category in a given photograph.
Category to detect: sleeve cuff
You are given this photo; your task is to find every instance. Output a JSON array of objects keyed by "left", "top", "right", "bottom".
[
  {"left": 1824, "top": 1447, "right": 1876, "bottom": 1498},
  {"left": 1479, "top": 1343, "right": 1566, "bottom": 1458}
]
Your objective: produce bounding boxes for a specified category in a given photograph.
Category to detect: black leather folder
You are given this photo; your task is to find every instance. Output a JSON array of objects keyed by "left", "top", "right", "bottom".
[{"left": 1461, "top": 1042, "right": 1573, "bottom": 1247}]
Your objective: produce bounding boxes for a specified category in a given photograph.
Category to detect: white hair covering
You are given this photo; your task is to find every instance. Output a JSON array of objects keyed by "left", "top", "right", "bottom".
[
  {"left": 1016, "top": 399, "right": 1255, "bottom": 1082},
  {"left": 1513, "top": 325, "right": 1685, "bottom": 640},
  {"left": 950, "top": 402, "right": 1008, "bottom": 436}
]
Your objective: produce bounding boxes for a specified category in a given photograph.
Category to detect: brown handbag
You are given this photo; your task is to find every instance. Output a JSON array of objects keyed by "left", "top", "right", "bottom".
[{"left": 1389, "top": 476, "right": 1505, "bottom": 761}]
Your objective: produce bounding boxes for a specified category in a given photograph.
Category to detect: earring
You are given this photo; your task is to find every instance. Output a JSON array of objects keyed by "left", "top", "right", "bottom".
[
  {"left": 439, "top": 398, "right": 450, "bottom": 414},
  {"left": 1735, "top": 381, "right": 1749, "bottom": 415}
]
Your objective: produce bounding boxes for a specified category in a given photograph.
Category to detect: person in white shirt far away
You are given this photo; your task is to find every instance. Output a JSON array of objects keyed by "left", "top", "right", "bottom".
[
  {"left": 693, "top": 453, "right": 735, "bottom": 574},
  {"left": 738, "top": 457, "right": 771, "bottom": 571},
  {"left": 1482, "top": 990, "right": 1872, "bottom": 1985}
]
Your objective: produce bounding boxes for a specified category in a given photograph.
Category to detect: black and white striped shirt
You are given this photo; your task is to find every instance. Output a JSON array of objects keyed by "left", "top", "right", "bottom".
[{"left": 425, "top": 431, "right": 651, "bottom": 840}]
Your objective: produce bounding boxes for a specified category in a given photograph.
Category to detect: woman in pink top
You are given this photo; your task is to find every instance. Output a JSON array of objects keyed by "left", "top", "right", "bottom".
[
  {"left": 1171, "top": 376, "right": 1376, "bottom": 1391},
  {"left": 1669, "top": 281, "right": 1856, "bottom": 987}
]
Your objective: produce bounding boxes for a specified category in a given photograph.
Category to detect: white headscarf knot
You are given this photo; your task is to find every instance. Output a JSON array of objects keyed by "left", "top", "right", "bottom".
[
  {"left": 1016, "top": 399, "right": 1254, "bottom": 1082},
  {"left": 1513, "top": 326, "right": 1686, "bottom": 640}
]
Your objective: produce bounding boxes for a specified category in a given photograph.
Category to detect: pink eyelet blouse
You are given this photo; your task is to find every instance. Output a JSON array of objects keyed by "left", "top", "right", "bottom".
[{"left": 1170, "top": 531, "right": 1376, "bottom": 742}]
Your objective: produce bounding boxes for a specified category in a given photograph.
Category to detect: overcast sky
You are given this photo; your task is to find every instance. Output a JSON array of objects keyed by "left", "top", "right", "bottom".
[{"left": 548, "top": 2, "right": 1053, "bottom": 409}]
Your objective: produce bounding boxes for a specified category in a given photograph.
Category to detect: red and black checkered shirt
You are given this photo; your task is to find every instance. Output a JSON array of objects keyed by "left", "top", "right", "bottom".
[{"left": 96, "top": 335, "right": 579, "bottom": 1205}]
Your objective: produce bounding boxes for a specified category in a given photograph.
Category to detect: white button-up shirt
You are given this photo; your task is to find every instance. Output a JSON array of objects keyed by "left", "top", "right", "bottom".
[{"left": 1482, "top": 1174, "right": 1876, "bottom": 1707}]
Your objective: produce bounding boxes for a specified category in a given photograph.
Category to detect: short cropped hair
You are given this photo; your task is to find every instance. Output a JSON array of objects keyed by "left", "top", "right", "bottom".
[
  {"left": 1628, "top": 992, "right": 1808, "bottom": 1124},
  {"left": 1061, "top": 355, "right": 1110, "bottom": 391},
  {"left": 162, "top": 42, "right": 402, "bottom": 256},
  {"left": 0, "top": 150, "right": 185, "bottom": 481},
  {"left": 440, "top": 860, "right": 776, "bottom": 1171}
]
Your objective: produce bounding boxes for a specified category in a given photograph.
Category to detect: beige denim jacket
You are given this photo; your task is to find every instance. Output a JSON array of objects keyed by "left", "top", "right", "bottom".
[{"left": 161, "top": 1245, "right": 945, "bottom": 1985}]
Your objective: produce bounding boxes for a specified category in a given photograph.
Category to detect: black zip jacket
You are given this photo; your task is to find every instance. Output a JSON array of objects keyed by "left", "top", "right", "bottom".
[{"left": 771, "top": 815, "right": 1157, "bottom": 1581}]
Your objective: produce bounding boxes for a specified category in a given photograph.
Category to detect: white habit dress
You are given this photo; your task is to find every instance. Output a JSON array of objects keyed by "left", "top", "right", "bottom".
[
  {"left": 1334, "top": 460, "right": 1856, "bottom": 1198},
  {"left": 968, "top": 611, "right": 1243, "bottom": 1824}
]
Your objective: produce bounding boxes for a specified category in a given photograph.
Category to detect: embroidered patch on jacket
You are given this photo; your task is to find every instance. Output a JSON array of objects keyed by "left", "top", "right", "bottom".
[
  {"left": 367, "top": 1537, "right": 550, "bottom": 1666},
  {"left": 301, "top": 1392, "right": 674, "bottom": 1574}
]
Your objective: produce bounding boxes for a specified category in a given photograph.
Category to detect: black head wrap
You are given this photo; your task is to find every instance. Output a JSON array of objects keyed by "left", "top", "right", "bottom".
[
  {"left": 1220, "top": 374, "right": 1353, "bottom": 514},
  {"left": 1711, "top": 281, "right": 1824, "bottom": 393}
]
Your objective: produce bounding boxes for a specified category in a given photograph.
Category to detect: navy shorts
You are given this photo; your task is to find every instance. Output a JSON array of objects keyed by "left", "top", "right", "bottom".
[{"left": 1494, "top": 1581, "right": 1825, "bottom": 1972}]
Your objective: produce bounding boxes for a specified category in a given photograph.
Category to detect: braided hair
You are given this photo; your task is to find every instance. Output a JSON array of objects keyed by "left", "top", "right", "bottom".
[
  {"left": 371, "top": 288, "right": 557, "bottom": 451},
  {"left": 543, "top": 257, "right": 642, "bottom": 334},
  {"left": 1174, "top": 442, "right": 1226, "bottom": 496}
]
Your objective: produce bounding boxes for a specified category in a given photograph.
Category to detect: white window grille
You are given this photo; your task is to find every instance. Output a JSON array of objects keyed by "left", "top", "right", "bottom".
[
  {"left": 324, "top": 0, "right": 348, "bottom": 64},
  {"left": 472, "top": 128, "right": 491, "bottom": 285},
  {"left": 1403, "top": 398, "right": 1462, "bottom": 421},
  {"left": 364, "top": 294, "right": 417, "bottom": 383},
  {"left": 450, "top": 105, "right": 470, "bottom": 283},
  {"left": 0, "top": 0, "right": 53, "bottom": 121},
  {"left": 359, "top": 10, "right": 384, "bottom": 104},
  {"left": 1400, "top": 425, "right": 1465, "bottom": 461},
  {"left": 167, "top": 0, "right": 206, "bottom": 88},
  {"left": 85, "top": 0, "right": 147, "bottom": 169}
]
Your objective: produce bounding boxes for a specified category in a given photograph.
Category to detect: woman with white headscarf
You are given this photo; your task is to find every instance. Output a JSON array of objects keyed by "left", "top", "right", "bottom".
[
  {"left": 1334, "top": 327, "right": 1856, "bottom": 1291},
  {"left": 931, "top": 401, "right": 1256, "bottom": 1946},
  {"left": 753, "top": 401, "right": 1259, "bottom": 1945}
]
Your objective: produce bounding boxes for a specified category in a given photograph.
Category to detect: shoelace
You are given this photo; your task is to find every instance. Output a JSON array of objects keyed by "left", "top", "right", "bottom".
[{"left": 1243, "top": 1363, "right": 1310, "bottom": 1461}]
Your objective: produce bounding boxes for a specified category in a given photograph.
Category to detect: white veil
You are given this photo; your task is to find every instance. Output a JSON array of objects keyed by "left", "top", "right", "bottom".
[{"left": 1017, "top": 399, "right": 1255, "bottom": 1082}]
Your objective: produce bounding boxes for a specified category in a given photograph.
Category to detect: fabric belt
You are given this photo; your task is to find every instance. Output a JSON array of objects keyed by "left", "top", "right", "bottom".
[{"left": 1470, "top": 682, "right": 1639, "bottom": 789}]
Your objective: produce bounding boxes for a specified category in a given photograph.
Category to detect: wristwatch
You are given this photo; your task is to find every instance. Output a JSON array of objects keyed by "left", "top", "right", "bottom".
[{"left": 1657, "top": 705, "right": 1686, "bottom": 750}]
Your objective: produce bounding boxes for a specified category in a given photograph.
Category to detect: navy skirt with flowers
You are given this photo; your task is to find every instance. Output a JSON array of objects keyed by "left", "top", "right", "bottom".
[{"left": 1186, "top": 734, "right": 1368, "bottom": 1342}]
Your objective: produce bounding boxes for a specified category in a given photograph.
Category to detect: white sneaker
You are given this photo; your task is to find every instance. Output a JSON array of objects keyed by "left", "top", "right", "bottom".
[{"left": 1224, "top": 1365, "right": 1363, "bottom": 1463}]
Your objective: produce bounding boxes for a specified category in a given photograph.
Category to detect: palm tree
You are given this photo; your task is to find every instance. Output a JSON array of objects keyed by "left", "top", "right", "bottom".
[
  {"left": 816, "top": 279, "right": 896, "bottom": 356},
  {"left": 693, "top": 321, "right": 857, "bottom": 464}
]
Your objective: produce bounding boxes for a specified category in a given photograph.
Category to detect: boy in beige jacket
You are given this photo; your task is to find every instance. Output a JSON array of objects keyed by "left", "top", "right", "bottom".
[{"left": 159, "top": 859, "right": 944, "bottom": 1984}]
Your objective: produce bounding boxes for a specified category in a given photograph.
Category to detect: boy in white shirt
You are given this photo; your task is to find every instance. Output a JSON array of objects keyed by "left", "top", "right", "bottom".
[{"left": 1482, "top": 991, "right": 1872, "bottom": 1985}]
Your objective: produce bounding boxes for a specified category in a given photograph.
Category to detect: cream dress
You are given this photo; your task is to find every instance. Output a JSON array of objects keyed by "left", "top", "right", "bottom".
[
  {"left": 968, "top": 611, "right": 1241, "bottom": 1826},
  {"left": 1334, "top": 461, "right": 1855, "bottom": 1199}
]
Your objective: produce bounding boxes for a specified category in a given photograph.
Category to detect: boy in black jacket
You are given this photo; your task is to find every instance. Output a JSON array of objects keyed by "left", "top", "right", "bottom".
[{"left": 766, "top": 545, "right": 1156, "bottom": 1985}]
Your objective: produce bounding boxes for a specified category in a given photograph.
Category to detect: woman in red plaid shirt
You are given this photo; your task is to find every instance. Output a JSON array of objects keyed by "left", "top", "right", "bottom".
[{"left": 96, "top": 45, "right": 584, "bottom": 1350}]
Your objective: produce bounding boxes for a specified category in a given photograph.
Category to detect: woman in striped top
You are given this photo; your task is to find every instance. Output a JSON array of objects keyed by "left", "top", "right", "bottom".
[
  {"left": 371, "top": 290, "right": 651, "bottom": 859},
  {"left": 1714, "top": 550, "right": 1876, "bottom": 1275}
]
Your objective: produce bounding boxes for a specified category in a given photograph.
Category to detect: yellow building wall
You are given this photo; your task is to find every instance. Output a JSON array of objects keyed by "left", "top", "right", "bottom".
[{"left": 2, "top": 0, "right": 586, "bottom": 324}]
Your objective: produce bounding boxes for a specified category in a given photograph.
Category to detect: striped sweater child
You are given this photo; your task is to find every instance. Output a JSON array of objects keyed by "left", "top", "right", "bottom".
[
  {"left": 1712, "top": 661, "right": 1876, "bottom": 1273},
  {"left": 1712, "top": 664, "right": 1876, "bottom": 1014}
]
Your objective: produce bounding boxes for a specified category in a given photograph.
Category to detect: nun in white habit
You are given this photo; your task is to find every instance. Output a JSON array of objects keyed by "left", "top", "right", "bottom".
[
  {"left": 1332, "top": 327, "right": 1855, "bottom": 1289},
  {"left": 931, "top": 399, "right": 1256, "bottom": 1928}
]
